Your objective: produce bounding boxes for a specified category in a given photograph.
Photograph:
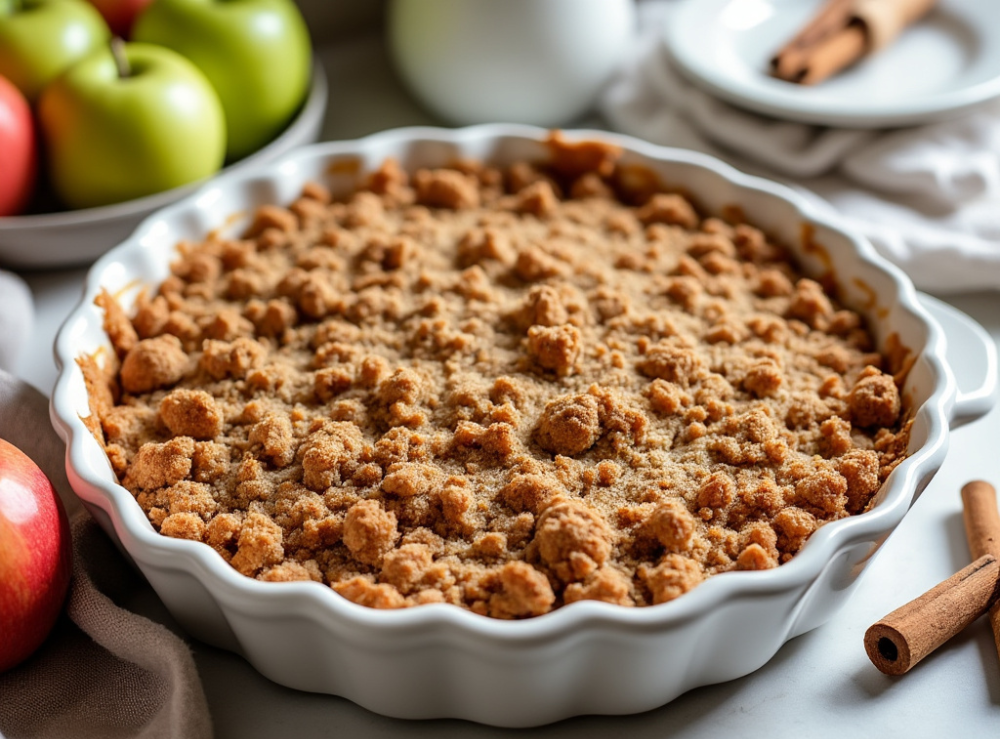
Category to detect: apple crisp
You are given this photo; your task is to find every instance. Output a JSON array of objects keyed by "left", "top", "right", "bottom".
[{"left": 86, "top": 138, "right": 911, "bottom": 617}]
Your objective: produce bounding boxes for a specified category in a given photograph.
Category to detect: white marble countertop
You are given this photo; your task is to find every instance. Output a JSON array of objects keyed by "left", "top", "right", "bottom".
[{"left": 13, "top": 32, "right": 1000, "bottom": 739}]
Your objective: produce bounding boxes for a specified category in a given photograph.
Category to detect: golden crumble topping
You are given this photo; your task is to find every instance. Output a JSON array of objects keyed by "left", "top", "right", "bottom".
[{"left": 85, "top": 137, "right": 911, "bottom": 618}]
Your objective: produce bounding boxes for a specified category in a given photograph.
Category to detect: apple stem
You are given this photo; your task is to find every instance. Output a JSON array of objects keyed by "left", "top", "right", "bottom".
[{"left": 111, "top": 37, "right": 130, "bottom": 79}]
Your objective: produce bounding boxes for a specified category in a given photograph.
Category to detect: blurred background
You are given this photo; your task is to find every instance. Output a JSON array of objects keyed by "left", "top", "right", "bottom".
[{"left": 295, "top": 0, "right": 384, "bottom": 43}]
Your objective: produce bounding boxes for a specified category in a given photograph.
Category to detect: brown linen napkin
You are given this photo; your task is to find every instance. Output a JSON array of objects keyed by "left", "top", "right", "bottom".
[{"left": 0, "top": 370, "right": 212, "bottom": 739}]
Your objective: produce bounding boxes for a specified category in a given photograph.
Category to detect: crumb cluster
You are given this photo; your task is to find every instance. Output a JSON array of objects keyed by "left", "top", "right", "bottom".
[{"left": 85, "top": 137, "right": 911, "bottom": 618}]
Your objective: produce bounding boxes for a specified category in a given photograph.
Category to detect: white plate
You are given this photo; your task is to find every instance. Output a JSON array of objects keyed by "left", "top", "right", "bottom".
[{"left": 664, "top": 0, "right": 1000, "bottom": 128}]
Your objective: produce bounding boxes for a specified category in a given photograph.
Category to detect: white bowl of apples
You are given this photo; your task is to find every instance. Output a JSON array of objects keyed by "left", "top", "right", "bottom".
[{"left": 0, "top": 0, "right": 327, "bottom": 270}]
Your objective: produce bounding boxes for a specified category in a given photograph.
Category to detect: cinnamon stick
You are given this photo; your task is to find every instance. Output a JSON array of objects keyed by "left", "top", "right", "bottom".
[
  {"left": 795, "top": 23, "right": 867, "bottom": 86},
  {"left": 864, "top": 554, "right": 1000, "bottom": 676},
  {"left": 784, "top": 0, "right": 854, "bottom": 50},
  {"left": 770, "top": 0, "right": 938, "bottom": 86},
  {"left": 961, "top": 480, "right": 1000, "bottom": 664},
  {"left": 770, "top": 0, "right": 853, "bottom": 79}
]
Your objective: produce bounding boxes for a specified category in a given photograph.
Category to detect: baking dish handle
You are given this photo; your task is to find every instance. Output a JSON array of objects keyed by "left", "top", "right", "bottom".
[{"left": 918, "top": 293, "right": 998, "bottom": 429}]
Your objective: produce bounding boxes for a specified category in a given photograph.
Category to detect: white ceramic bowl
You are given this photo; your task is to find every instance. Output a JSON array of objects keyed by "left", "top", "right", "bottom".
[
  {"left": 0, "top": 60, "right": 327, "bottom": 270},
  {"left": 388, "top": 0, "right": 635, "bottom": 126},
  {"left": 50, "top": 125, "right": 997, "bottom": 727}
]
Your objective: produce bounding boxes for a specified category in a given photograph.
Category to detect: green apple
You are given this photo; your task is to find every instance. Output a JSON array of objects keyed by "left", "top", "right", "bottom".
[
  {"left": 0, "top": 0, "right": 110, "bottom": 102},
  {"left": 133, "top": 0, "right": 311, "bottom": 161},
  {"left": 38, "top": 41, "right": 226, "bottom": 209}
]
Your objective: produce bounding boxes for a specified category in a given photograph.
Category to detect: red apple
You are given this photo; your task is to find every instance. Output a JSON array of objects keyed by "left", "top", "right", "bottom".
[
  {"left": 0, "top": 438, "right": 72, "bottom": 673},
  {"left": 0, "top": 73, "right": 37, "bottom": 217},
  {"left": 85, "top": 0, "right": 153, "bottom": 37}
]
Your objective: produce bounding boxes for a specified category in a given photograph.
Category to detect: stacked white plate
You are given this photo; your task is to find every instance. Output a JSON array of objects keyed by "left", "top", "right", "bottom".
[{"left": 665, "top": 0, "right": 1000, "bottom": 128}]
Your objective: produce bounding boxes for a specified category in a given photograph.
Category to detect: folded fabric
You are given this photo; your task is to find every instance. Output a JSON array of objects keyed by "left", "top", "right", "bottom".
[
  {"left": 0, "top": 370, "right": 212, "bottom": 739},
  {"left": 600, "top": 0, "right": 1000, "bottom": 293},
  {"left": 0, "top": 271, "right": 33, "bottom": 375}
]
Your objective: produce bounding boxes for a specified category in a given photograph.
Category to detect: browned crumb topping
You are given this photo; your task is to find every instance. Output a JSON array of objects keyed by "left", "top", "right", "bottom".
[{"left": 87, "top": 139, "right": 911, "bottom": 618}]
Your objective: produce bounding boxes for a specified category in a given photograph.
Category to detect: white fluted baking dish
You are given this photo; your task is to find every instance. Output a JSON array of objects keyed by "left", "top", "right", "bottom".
[{"left": 50, "top": 125, "right": 997, "bottom": 727}]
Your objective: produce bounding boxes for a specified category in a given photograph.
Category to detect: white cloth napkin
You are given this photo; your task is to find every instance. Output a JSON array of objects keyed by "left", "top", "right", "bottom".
[
  {"left": 0, "top": 271, "right": 33, "bottom": 374},
  {"left": 0, "top": 277, "right": 212, "bottom": 739},
  {"left": 600, "top": 1, "right": 1000, "bottom": 293}
]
